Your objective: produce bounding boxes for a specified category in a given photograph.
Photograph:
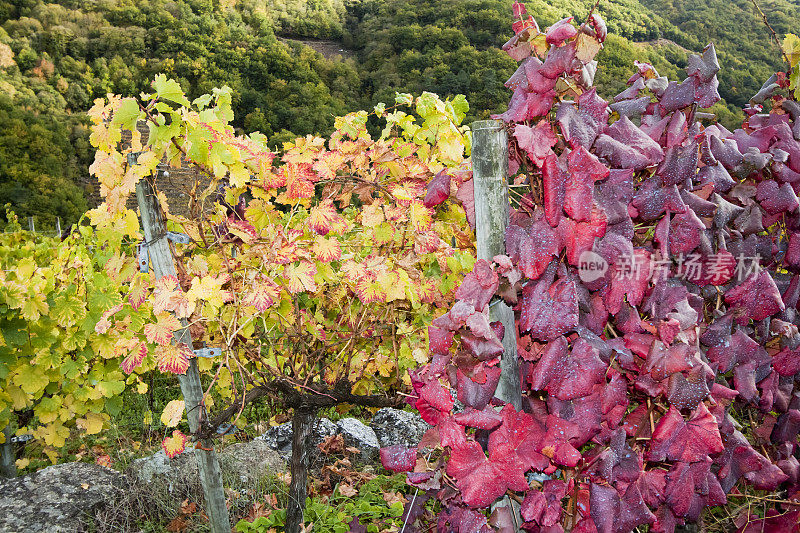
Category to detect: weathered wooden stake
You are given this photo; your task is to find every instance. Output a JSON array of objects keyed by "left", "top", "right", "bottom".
[
  {"left": 1, "top": 425, "right": 15, "bottom": 478},
  {"left": 55, "top": 217, "right": 62, "bottom": 237},
  {"left": 472, "top": 119, "right": 523, "bottom": 530},
  {"left": 471, "top": 119, "right": 522, "bottom": 410},
  {"left": 27, "top": 217, "right": 34, "bottom": 233},
  {"left": 133, "top": 155, "right": 231, "bottom": 533}
]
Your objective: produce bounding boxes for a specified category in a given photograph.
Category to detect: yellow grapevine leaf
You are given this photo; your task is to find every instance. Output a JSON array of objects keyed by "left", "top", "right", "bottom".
[
  {"left": 94, "top": 303, "right": 123, "bottom": 334},
  {"left": 574, "top": 32, "right": 603, "bottom": 63},
  {"left": 162, "top": 429, "right": 188, "bottom": 459},
  {"left": 154, "top": 342, "right": 191, "bottom": 374},
  {"left": 14, "top": 366, "right": 49, "bottom": 395},
  {"left": 307, "top": 200, "right": 346, "bottom": 236},
  {"left": 152, "top": 74, "right": 191, "bottom": 107},
  {"left": 409, "top": 200, "right": 434, "bottom": 232},
  {"left": 284, "top": 163, "right": 316, "bottom": 199},
  {"left": 312, "top": 236, "right": 342, "bottom": 263},
  {"left": 21, "top": 293, "right": 48, "bottom": 321},
  {"left": 313, "top": 150, "right": 346, "bottom": 180},
  {"left": 127, "top": 273, "right": 149, "bottom": 310},
  {"left": 243, "top": 277, "right": 280, "bottom": 312},
  {"left": 160, "top": 399, "right": 185, "bottom": 428},
  {"left": 361, "top": 203, "right": 385, "bottom": 228},
  {"left": 355, "top": 278, "right": 387, "bottom": 304},
  {"left": 119, "top": 340, "right": 147, "bottom": 374},
  {"left": 285, "top": 261, "right": 318, "bottom": 294},
  {"left": 784, "top": 34, "right": 800, "bottom": 67},
  {"left": 77, "top": 412, "right": 108, "bottom": 435},
  {"left": 187, "top": 274, "right": 233, "bottom": 309},
  {"left": 89, "top": 150, "right": 125, "bottom": 189},
  {"left": 144, "top": 313, "right": 182, "bottom": 346},
  {"left": 153, "top": 275, "right": 180, "bottom": 314}
]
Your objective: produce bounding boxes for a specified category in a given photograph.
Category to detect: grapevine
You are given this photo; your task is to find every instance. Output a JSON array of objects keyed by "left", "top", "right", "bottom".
[{"left": 393, "top": 4, "right": 800, "bottom": 532}]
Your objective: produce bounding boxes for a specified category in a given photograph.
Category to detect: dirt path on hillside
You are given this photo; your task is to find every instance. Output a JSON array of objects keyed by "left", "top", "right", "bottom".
[{"left": 279, "top": 37, "right": 356, "bottom": 61}]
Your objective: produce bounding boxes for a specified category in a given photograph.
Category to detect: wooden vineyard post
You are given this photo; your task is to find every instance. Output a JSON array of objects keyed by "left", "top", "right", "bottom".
[
  {"left": 472, "top": 119, "right": 523, "bottom": 530},
  {"left": 27, "top": 217, "right": 34, "bottom": 233},
  {"left": 471, "top": 119, "right": 522, "bottom": 410},
  {"left": 132, "top": 155, "right": 231, "bottom": 533},
  {"left": 1, "top": 425, "right": 15, "bottom": 478}
]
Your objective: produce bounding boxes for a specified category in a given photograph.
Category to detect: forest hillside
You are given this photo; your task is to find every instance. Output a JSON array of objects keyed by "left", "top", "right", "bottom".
[{"left": 0, "top": 0, "right": 798, "bottom": 226}]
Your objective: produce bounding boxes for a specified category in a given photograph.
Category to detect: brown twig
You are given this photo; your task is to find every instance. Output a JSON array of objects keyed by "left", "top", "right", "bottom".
[{"left": 749, "top": 0, "right": 791, "bottom": 65}]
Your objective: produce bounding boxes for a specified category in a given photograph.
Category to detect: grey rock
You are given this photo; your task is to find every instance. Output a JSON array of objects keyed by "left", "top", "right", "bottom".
[
  {"left": 130, "top": 448, "right": 178, "bottom": 483},
  {"left": 336, "top": 418, "right": 379, "bottom": 464},
  {"left": 219, "top": 440, "right": 286, "bottom": 485},
  {"left": 370, "top": 408, "right": 429, "bottom": 448},
  {"left": 129, "top": 439, "right": 287, "bottom": 490},
  {"left": 256, "top": 417, "right": 337, "bottom": 462},
  {"left": 0, "top": 462, "right": 125, "bottom": 533}
]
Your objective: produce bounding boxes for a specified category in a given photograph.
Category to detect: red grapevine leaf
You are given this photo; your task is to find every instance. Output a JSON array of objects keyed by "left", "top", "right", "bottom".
[
  {"left": 420, "top": 380, "right": 454, "bottom": 413},
  {"left": 453, "top": 407, "right": 504, "bottom": 430},
  {"left": 429, "top": 326, "right": 455, "bottom": 355},
  {"left": 380, "top": 445, "right": 417, "bottom": 473},
  {"left": 446, "top": 441, "right": 506, "bottom": 508},
  {"left": 424, "top": 169, "right": 452, "bottom": 208},
  {"left": 664, "top": 460, "right": 726, "bottom": 520},
  {"left": 546, "top": 17, "right": 577, "bottom": 45},
  {"left": 514, "top": 121, "right": 558, "bottom": 167},
  {"left": 630, "top": 180, "right": 687, "bottom": 222},
  {"left": 658, "top": 139, "right": 699, "bottom": 186},
  {"left": 488, "top": 404, "right": 550, "bottom": 475},
  {"left": 519, "top": 276, "right": 579, "bottom": 341},
  {"left": 716, "top": 430, "right": 789, "bottom": 492},
  {"left": 669, "top": 209, "right": 705, "bottom": 255},
  {"left": 455, "top": 259, "right": 499, "bottom": 311},
  {"left": 594, "top": 116, "right": 665, "bottom": 171},
  {"left": 645, "top": 341, "right": 701, "bottom": 381},
  {"left": 649, "top": 403, "right": 724, "bottom": 463},
  {"left": 773, "top": 345, "right": 800, "bottom": 376},
  {"left": 565, "top": 146, "right": 609, "bottom": 222},
  {"left": 756, "top": 180, "right": 799, "bottom": 215},
  {"left": 736, "top": 510, "right": 800, "bottom": 533},
  {"left": 457, "top": 366, "right": 501, "bottom": 410},
  {"left": 521, "top": 479, "right": 567, "bottom": 526},
  {"left": 454, "top": 178, "right": 475, "bottom": 230},
  {"left": 560, "top": 205, "right": 608, "bottom": 265},
  {"left": 542, "top": 153, "right": 566, "bottom": 227},
  {"left": 514, "top": 220, "right": 562, "bottom": 280},
  {"left": 539, "top": 415, "right": 582, "bottom": 467},
  {"left": 531, "top": 338, "right": 606, "bottom": 400},
  {"left": 603, "top": 248, "right": 651, "bottom": 315},
  {"left": 725, "top": 271, "right": 785, "bottom": 325}
]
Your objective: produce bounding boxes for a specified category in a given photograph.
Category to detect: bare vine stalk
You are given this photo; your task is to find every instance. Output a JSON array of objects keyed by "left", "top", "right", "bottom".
[{"left": 749, "top": 0, "right": 791, "bottom": 65}]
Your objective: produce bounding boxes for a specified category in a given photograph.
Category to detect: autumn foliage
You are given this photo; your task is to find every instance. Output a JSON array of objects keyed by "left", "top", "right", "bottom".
[{"left": 391, "top": 4, "right": 800, "bottom": 532}]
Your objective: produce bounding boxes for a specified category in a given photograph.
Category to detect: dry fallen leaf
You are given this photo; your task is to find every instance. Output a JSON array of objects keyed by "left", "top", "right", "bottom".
[
  {"left": 95, "top": 454, "right": 112, "bottom": 468},
  {"left": 166, "top": 516, "right": 188, "bottom": 532},
  {"left": 338, "top": 483, "right": 358, "bottom": 497},
  {"left": 382, "top": 491, "right": 406, "bottom": 507}
]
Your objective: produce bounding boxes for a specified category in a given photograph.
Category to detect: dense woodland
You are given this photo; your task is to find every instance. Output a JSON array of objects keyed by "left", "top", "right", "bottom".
[{"left": 0, "top": 0, "right": 798, "bottom": 227}]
